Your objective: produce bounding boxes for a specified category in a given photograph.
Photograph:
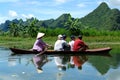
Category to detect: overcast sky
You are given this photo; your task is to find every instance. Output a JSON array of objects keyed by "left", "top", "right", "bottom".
[{"left": 0, "top": 0, "right": 120, "bottom": 23}]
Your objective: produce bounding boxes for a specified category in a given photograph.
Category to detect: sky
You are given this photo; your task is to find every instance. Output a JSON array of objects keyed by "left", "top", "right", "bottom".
[{"left": 0, "top": 0, "right": 120, "bottom": 23}]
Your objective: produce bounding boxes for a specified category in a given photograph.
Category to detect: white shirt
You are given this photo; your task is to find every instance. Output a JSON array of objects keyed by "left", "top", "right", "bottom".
[
  {"left": 54, "top": 40, "right": 64, "bottom": 51},
  {"left": 54, "top": 57, "right": 64, "bottom": 66},
  {"left": 69, "top": 40, "right": 75, "bottom": 51}
]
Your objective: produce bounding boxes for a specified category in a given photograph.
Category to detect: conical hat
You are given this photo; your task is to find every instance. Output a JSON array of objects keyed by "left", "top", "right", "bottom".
[
  {"left": 37, "top": 32, "right": 45, "bottom": 39},
  {"left": 37, "top": 68, "right": 43, "bottom": 73}
]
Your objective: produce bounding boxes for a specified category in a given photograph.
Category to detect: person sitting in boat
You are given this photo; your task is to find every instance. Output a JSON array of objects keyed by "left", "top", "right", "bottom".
[
  {"left": 68, "top": 35, "right": 76, "bottom": 67},
  {"left": 54, "top": 34, "right": 64, "bottom": 51},
  {"left": 32, "top": 32, "right": 49, "bottom": 52},
  {"left": 62, "top": 34, "right": 71, "bottom": 51},
  {"left": 69, "top": 35, "right": 76, "bottom": 51},
  {"left": 73, "top": 35, "right": 88, "bottom": 51},
  {"left": 54, "top": 34, "right": 67, "bottom": 71}
]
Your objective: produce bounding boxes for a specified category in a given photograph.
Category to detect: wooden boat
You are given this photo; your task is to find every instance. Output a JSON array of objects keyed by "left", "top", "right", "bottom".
[{"left": 10, "top": 47, "right": 112, "bottom": 56}]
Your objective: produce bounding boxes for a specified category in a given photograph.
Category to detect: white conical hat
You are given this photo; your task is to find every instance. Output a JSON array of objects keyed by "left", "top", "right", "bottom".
[
  {"left": 37, "top": 32, "right": 45, "bottom": 39},
  {"left": 37, "top": 68, "right": 43, "bottom": 73}
]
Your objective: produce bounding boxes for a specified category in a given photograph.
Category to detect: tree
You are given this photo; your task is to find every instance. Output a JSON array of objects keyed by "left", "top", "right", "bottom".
[
  {"left": 65, "top": 18, "right": 82, "bottom": 35},
  {"left": 26, "top": 18, "right": 39, "bottom": 37},
  {"left": 9, "top": 22, "right": 20, "bottom": 37},
  {"left": 16, "top": 19, "right": 26, "bottom": 37}
]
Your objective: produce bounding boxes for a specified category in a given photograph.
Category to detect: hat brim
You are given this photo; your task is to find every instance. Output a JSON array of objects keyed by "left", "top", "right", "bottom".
[
  {"left": 37, "top": 68, "right": 43, "bottom": 73},
  {"left": 37, "top": 33, "right": 45, "bottom": 39}
]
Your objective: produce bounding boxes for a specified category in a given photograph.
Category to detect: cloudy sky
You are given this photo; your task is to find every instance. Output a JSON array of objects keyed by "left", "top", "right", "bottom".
[{"left": 0, "top": 0, "right": 120, "bottom": 23}]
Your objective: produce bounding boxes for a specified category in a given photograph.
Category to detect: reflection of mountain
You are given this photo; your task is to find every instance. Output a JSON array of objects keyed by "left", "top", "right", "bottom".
[
  {"left": 88, "top": 54, "right": 120, "bottom": 75},
  {"left": 110, "top": 54, "right": 120, "bottom": 68},
  {"left": 88, "top": 56, "right": 110, "bottom": 75}
]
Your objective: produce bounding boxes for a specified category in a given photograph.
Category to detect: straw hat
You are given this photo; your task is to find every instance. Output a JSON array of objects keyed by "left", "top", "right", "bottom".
[
  {"left": 37, "top": 32, "right": 45, "bottom": 39},
  {"left": 37, "top": 67, "right": 43, "bottom": 73}
]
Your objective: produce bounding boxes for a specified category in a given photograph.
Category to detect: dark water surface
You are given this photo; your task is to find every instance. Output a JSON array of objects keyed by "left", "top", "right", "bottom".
[{"left": 0, "top": 47, "right": 120, "bottom": 80}]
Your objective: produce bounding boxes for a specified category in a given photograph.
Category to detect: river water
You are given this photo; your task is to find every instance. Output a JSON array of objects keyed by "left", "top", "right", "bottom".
[{"left": 0, "top": 47, "right": 120, "bottom": 80}]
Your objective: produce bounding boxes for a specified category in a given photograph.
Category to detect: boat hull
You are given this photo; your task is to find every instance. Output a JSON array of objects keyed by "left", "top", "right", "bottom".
[{"left": 10, "top": 47, "right": 112, "bottom": 56}]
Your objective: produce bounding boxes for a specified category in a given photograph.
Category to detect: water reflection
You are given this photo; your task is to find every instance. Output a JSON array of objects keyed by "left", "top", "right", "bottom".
[
  {"left": 33, "top": 54, "right": 50, "bottom": 73},
  {"left": 88, "top": 53, "right": 120, "bottom": 75},
  {"left": 54, "top": 56, "right": 67, "bottom": 71},
  {"left": 54, "top": 55, "right": 88, "bottom": 71},
  {"left": 32, "top": 53, "right": 89, "bottom": 72},
  {"left": 8, "top": 57, "right": 20, "bottom": 66},
  {"left": 56, "top": 72, "right": 65, "bottom": 80},
  {"left": 72, "top": 56, "right": 88, "bottom": 70},
  {"left": 9, "top": 52, "right": 113, "bottom": 74},
  {"left": 1, "top": 47, "right": 120, "bottom": 80}
]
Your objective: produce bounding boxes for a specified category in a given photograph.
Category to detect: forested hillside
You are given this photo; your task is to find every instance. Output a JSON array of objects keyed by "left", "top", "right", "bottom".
[
  {"left": 0, "top": 2, "right": 120, "bottom": 37},
  {"left": 80, "top": 2, "right": 120, "bottom": 30}
]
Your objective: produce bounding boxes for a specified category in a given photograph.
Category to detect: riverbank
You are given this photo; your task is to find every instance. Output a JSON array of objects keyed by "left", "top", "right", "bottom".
[{"left": 0, "top": 36, "right": 120, "bottom": 49}]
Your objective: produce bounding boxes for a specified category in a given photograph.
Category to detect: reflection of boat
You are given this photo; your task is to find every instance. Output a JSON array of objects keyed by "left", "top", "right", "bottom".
[
  {"left": 72, "top": 56, "right": 88, "bottom": 70},
  {"left": 33, "top": 54, "right": 48, "bottom": 73},
  {"left": 10, "top": 47, "right": 112, "bottom": 56}
]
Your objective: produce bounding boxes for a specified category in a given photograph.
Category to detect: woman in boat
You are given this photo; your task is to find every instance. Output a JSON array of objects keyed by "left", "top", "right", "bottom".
[
  {"left": 73, "top": 35, "right": 88, "bottom": 51},
  {"left": 32, "top": 32, "right": 49, "bottom": 52}
]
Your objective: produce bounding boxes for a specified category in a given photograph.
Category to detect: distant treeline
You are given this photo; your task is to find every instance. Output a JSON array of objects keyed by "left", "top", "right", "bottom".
[
  {"left": 0, "top": 16, "right": 120, "bottom": 37},
  {"left": 0, "top": 27, "right": 120, "bottom": 37}
]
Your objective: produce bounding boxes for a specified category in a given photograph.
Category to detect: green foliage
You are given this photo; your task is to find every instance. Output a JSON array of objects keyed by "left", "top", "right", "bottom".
[
  {"left": 82, "top": 28, "right": 120, "bottom": 36},
  {"left": 5, "top": 18, "right": 40, "bottom": 38},
  {"left": 64, "top": 18, "right": 83, "bottom": 35},
  {"left": 26, "top": 18, "right": 39, "bottom": 37},
  {"left": 80, "top": 2, "right": 120, "bottom": 30},
  {"left": 51, "top": 13, "right": 72, "bottom": 28},
  {"left": 9, "top": 22, "right": 20, "bottom": 37},
  {"left": 39, "top": 27, "right": 69, "bottom": 36},
  {"left": 0, "top": 35, "right": 120, "bottom": 49},
  {"left": 0, "top": 2, "right": 120, "bottom": 37}
]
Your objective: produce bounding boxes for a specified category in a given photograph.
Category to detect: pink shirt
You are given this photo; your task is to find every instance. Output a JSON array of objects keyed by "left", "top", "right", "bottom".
[{"left": 32, "top": 39, "right": 47, "bottom": 52}]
